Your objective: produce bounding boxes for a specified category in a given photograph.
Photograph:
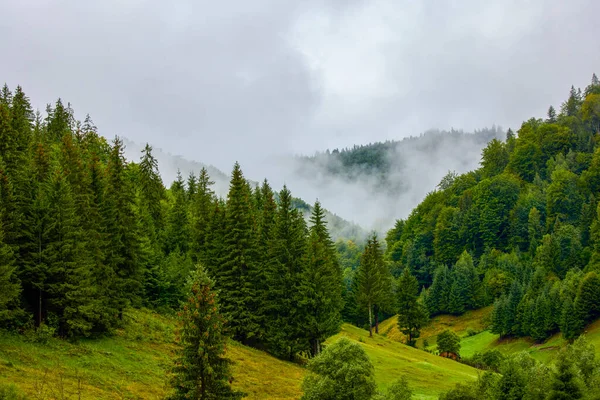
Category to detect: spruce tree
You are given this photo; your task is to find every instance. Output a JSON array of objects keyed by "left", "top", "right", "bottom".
[
  {"left": 299, "top": 200, "right": 344, "bottom": 356},
  {"left": 356, "top": 234, "right": 392, "bottom": 337},
  {"left": 102, "top": 137, "right": 142, "bottom": 318},
  {"left": 574, "top": 272, "right": 600, "bottom": 328},
  {"left": 265, "top": 186, "right": 308, "bottom": 358},
  {"left": 219, "top": 163, "right": 261, "bottom": 344},
  {"left": 168, "top": 266, "right": 243, "bottom": 400},
  {"left": 44, "top": 169, "right": 96, "bottom": 337},
  {"left": 165, "top": 172, "right": 190, "bottom": 255},
  {"left": 396, "top": 267, "right": 428, "bottom": 346},
  {"left": 190, "top": 168, "right": 215, "bottom": 263}
]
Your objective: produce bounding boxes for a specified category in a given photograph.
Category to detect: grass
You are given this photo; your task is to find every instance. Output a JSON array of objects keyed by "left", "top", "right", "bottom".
[
  {"left": 381, "top": 307, "right": 600, "bottom": 364},
  {"left": 0, "top": 308, "right": 481, "bottom": 399},
  {"left": 329, "top": 324, "right": 479, "bottom": 399},
  {"left": 380, "top": 306, "right": 493, "bottom": 348},
  {"left": 0, "top": 308, "right": 305, "bottom": 399}
]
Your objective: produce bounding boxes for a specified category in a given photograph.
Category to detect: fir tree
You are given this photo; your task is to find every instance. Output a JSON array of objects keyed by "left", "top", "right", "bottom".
[
  {"left": 103, "top": 137, "right": 142, "bottom": 318},
  {"left": 396, "top": 267, "right": 428, "bottom": 346},
  {"left": 299, "top": 200, "right": 344, "bottom": 356},
  {"left": 165, "top": 172, "right": 190, "bottom": 255},
  {"left": 265, "top": 186, "right": 307, "bottom": 358},
  {"left": 190, "top": 168, "right": 215, "bottom": 263},
  {"left": 356, "top": 234, "right": 392, "bottom": 337},
  {"left": 220, "top": 163, "right": 261, "bottom": 344},
  {"left": 168, "top": 266, "right": 243, "bottom": 400}
]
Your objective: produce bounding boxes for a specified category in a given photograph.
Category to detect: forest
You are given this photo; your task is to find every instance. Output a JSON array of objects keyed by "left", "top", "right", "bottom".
[
  {"left": 383, "top": 74, "right": 600, "bottom": 342},
  {"left": 2, "top": 73, "right": 600, "bottom": 399}
]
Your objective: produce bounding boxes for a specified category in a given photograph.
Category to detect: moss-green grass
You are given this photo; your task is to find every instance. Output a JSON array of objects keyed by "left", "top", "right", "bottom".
[
  {"left": 0, "top": 309, "right": 305, "bottom": 399},
  {"left": 329, "top": 324, "right": 479, "bottom": 399},
  {"left": 380, "top": 306, "right": 493, "bottom": 347},
  {"left": 0, "top": 308, "right": 483, "bottom": 399},
  {"left": 381, "top": 307, "right": 600, "bottom": 364}
]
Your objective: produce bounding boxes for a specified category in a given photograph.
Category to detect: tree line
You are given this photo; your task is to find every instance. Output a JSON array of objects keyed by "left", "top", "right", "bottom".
[
  {"left": 0, "top": 84, "right": 343, "bottom": 361},
  {"left": 383, "top": 74, "right": 600, "bottom": 342}
]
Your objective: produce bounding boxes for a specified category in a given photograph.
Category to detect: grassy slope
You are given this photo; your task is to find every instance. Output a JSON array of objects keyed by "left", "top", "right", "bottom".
[
  {"left": 0, "top": 309, "right": 305, "bottom": 400},
  {"left": 0, "top": 308, "right": 480, "bottom": 400},
  {"left": 380, "top": 308, "right": 600, "bottom": 364},
  {"left": 379, "top": 307, "right": 493, "bottom": 347},
  {"left": 329, "top": 324, "right": 478, "bottom": 400}
]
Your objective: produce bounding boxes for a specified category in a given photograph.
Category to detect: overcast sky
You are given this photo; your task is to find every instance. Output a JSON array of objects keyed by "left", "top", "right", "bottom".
[{"left": 2, "top": 0, "right": 599, "bottom": 181}]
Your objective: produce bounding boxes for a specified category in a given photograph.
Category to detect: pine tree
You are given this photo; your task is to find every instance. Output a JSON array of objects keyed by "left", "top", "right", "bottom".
[
  {"left": 165, "top": 172, "right": 190, "bottom": 255},
  {"left": 356, "top": 234, "right": 392, "bottom": 337},
  {"left": 44, "top": 169, "right": 97, "bottom": 337},
  {"left": 573, "top": 272, "right": 600, "bottom": 327},
  {"left": 561, "top": 298, "right": 581, "bottom": 341},
  {"left": 264, "top": 186, "right": 308, "bottom": 358},
  {"left": 299, "top": 200, "right": 344, "bottom": 356},
  {"left": 46, "top": 99, "right": 71, "bottom": 142},
  {"left": 18, "top": 143, "right": 52, "bottom": 327},
  {"left": 102, "top": 137, "right": 142, "bottom": 318},
  {"left": 219, "top": 163, "right": 261, "bottom": 344},
  {"left": 547, "top": 352, "right": 583, "bottom": 400},
  {"left": 396, "top": 267, "right": 428, "bottom": 346},
  {"left": 168, "top": 266, "right": 243, "bottom": 400},
  {"left": 190, "top": 168, "right": 215, "bottom": 263},
  {"left": 547, "top": 106, "right": 557, "bottom": 123}
]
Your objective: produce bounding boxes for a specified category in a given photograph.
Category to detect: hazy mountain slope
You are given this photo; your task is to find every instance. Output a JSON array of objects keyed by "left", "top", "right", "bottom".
[{"left": 288, "top": 127, "right": 505, "bottom": 230}]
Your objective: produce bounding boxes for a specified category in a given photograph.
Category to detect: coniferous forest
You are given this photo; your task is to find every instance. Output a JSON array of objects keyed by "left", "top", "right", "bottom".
[
  {"left": 0, "top": 84, "right": 343, "bottom": 359},
  {"left": 2, "top": 73, "right": 600, "bottom": 399}
]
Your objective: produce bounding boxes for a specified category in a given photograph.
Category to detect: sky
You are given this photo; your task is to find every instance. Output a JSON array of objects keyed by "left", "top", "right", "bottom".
[{"left": 2, "top": 0, "right": 600, "bottom": 228}]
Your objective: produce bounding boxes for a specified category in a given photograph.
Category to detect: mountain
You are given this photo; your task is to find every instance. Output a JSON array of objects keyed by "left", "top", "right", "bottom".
[
  {"left": 287, "top": 127, "right": 506, "bottom": 231},
  {"left": 122, "top": 137, "right": 367, "bottom": 242}
]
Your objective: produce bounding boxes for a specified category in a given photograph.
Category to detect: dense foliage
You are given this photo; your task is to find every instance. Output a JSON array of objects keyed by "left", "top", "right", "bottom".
[
  {"left": 301, "top": 337, "right": 377, "bottom": 400},
  {"left": 384, "top": 74, "right": 600, "bottom": 342},
  {"left": 0, "top": 84, "right": 344, "bottom": 362},
  {"left": 441, "top": 336, "right": 600, "bottom": 400}
]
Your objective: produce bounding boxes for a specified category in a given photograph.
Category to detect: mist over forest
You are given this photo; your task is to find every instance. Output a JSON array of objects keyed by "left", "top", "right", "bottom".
[{"left": 126, "top": 126, "right": 504, "bottom": 233}]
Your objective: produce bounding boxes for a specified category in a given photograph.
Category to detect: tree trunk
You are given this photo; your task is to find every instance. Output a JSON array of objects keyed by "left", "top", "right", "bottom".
[
  {"left": 375, "top": 305, "right": 379, "bottom": 334},
  {"left": 38, "top": 287, "right": 42, "bottom": 327},
  {"left": 368, "top": 302, "right": 373, "bottom": 337}
]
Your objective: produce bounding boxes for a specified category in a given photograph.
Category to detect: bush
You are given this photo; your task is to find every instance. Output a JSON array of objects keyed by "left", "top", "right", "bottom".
[
  {"left": 463, "top": 350, "right": 505, "bottom": 372},
  {"left": 23, "top": 323, "right": 55, "bottom": 344},
  {"left": 301, "top": 337, "right": 376, "bottom": 400},
  {"left": 465, "top": 328, "right": 479, "bottom": 337}
]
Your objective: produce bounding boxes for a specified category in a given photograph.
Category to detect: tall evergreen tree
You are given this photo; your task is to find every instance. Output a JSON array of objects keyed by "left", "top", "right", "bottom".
[
  {"left": 168, "top": 266, "right": 243, "bottom": 400},
  {"left": 219, "top": 163, "right": 261, "bottom": 344},
  {"left": 300, "top": 200, "right": 344, "bottom": 356},
  {"left": 102, "top": 137, "right": 142, "bottom": 318},
  {"left": 190, "top": 168, "right": 215, "bottom": 263},
  {"left": 396, "top": 267, "right": 428, "bottom": 346},
  {"left": 265, "top": 186, "right": 308, "bottom": 358},
  {"left": 356, "top": 234, "right": 392, "bottom": 337}
]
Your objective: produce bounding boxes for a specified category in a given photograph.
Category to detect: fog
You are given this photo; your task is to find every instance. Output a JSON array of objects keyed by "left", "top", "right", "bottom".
[{"left": 2, "top": 0, "right": 600, "bottom": 231}]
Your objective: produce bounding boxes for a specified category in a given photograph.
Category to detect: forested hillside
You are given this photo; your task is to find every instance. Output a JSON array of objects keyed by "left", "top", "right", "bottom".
[
  {"left": 382, "top": 74, "right": 600, "bottom": 343},
  {"left": 295, "top": 127, "right": 504, "bottom": 195},
  {"left": 0, "top": 84, "right": 345, "bottom": 362}
]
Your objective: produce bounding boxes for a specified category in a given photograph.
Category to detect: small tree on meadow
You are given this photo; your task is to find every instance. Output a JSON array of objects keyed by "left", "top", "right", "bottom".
[
  {"left": 437, "top": 329, "right": 461, "bottom": 357},
  {"left": 301, "top": 337, "right": 376, "bottom": 400},
  {"left": 168, "top": 266, "right": 244, "bottom": 400}
]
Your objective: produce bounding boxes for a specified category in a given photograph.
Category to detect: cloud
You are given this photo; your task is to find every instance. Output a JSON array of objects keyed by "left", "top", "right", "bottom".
[{"left": 2, "top": 0, "right": 599, "bottom": 230}]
